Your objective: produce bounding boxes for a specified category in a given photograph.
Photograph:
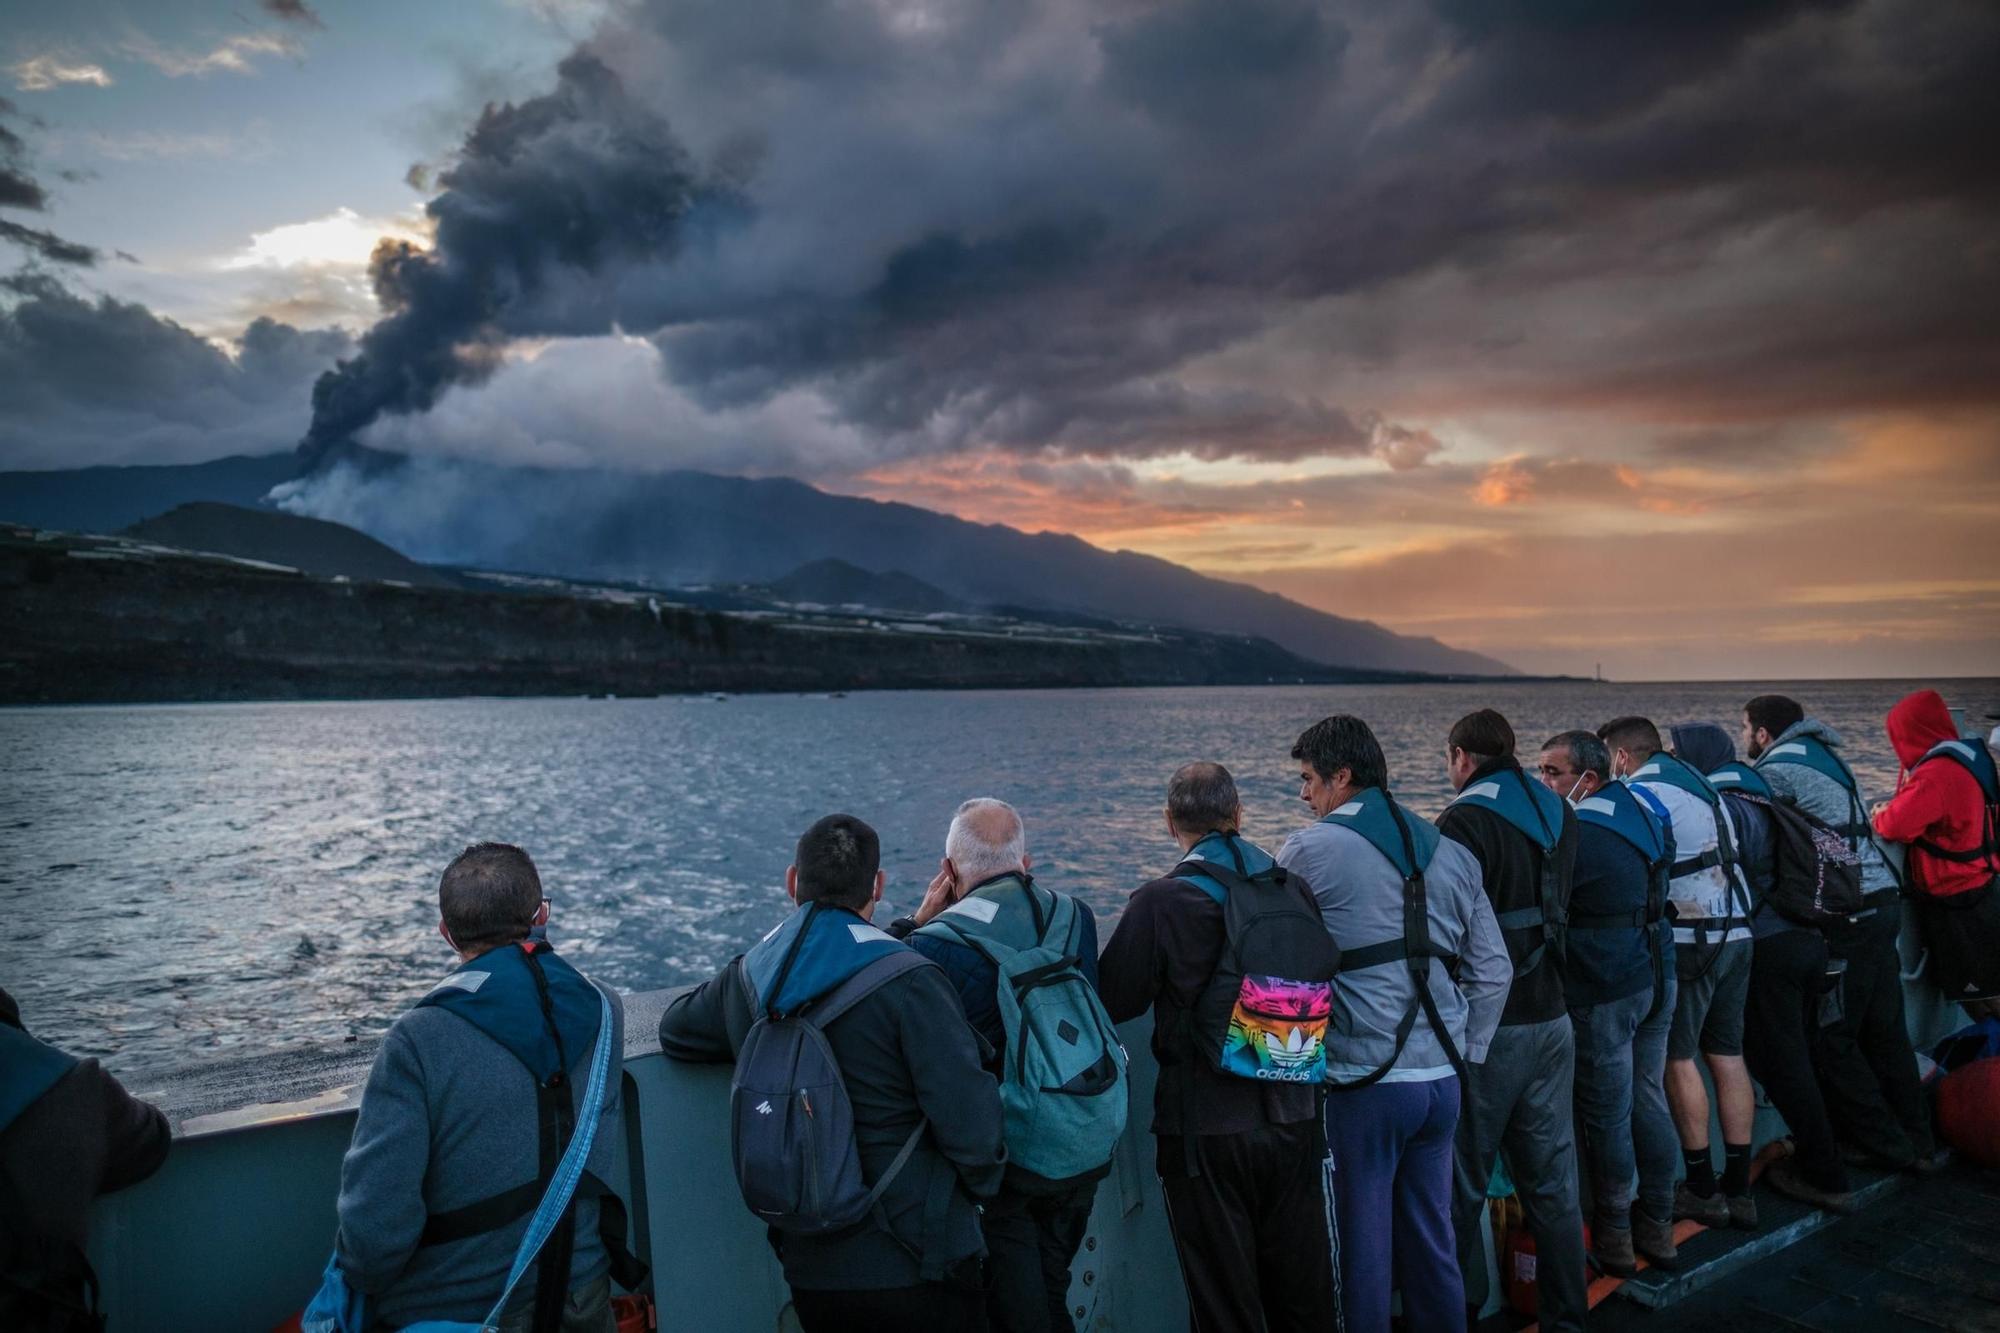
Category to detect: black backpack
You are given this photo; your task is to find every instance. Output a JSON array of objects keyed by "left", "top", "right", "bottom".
[
  {"left": 1178, "top": 853, "right": 1339, "bottom": 1087},
  {"left": 1742, "top": 792, "right": 1865, "bottom": 927}
]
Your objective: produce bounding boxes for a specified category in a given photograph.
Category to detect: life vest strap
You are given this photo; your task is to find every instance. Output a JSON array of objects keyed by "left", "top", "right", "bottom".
[
  {"left": 1670, "top": 847, "right": 1725, "bottom": 879},
  {"left": 1334, "top": 936, "right": 1460, "bottom": 975},
  {"left": 1492, "top": 905, "right": 1544, "bottom": 932}
]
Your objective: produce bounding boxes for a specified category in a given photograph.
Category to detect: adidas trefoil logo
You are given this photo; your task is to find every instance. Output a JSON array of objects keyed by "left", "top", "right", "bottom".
[{"left": 755, "top": 1099, "right": 774, "bottom": 1115}]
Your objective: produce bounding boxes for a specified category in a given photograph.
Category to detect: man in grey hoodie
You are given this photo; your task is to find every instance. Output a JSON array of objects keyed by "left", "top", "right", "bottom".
[{"left": 1743, "top": 695, "right": 1936, "bottom": 1171}]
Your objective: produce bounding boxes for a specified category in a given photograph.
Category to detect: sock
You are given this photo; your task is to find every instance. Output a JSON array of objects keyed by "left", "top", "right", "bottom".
[
  {"left": 1721, "top": 1141, "right": 1752, "bottom": 1196},
  {"left": 1683, "top": 1147, "right": 1717, "bottom": 1196}
]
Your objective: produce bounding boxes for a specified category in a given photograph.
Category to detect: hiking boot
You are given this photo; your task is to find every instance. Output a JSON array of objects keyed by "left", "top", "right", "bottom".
[
  {"left": 1673, "top": 1182, "right": 1730, "bottom": 1228},
  {"left": 1765, "top": 1160, "right": 1857, "bottom": 1215},
  {"left": 1633, "top": 1210, "right": 1680, "bottom": 1270},
  {"left": 1593, "top": 1224, "right": 1639, "bottom": 1278},
  {"left": 1726, "top": 1191, "right": 1759, "bottom": 1230}
]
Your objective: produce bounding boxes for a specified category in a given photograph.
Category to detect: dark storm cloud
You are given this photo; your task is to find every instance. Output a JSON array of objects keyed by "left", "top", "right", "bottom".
[
  {"left": 259, "top": 0, "right": 326, "bottom": 28},
  {"left": 0, "top": 96, "right": 99, "bottom": 267},
  {"left": 295, "top": 0, "right": 1998, "bottom": 472},
  {"left": 0, "top": 274, "right": 350, "bottom": 467}
]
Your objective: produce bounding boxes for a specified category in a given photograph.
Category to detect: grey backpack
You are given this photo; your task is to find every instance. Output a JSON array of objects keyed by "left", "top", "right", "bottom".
[{"left": 730, "top": 950, "right": 931, "bottom": 1236}]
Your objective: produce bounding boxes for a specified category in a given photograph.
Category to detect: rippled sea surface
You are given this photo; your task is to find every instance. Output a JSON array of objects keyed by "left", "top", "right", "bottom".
[{"left": 4, "top": 680, "right": 1993, "bottom": 1075}]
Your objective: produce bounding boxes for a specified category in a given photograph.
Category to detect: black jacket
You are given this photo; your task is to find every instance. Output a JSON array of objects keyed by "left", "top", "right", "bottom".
[
  {"left": 1436, "top": 758, "right": 1580, "bottom": 1027},
  {"left": 1, "top": 990, "right": 170, "bottom": 1331},
  {"left": 658, "top": 951, "right": 1006, "bottom": 1291},
  {"left": 1096, "top": 870, "right": 1320, "bottom": 1139}
]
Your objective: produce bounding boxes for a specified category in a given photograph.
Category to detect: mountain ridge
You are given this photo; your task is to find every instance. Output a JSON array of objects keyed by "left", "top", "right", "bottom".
[{"left": 0, "top": 452, "right": 1516, "bottom": 676}]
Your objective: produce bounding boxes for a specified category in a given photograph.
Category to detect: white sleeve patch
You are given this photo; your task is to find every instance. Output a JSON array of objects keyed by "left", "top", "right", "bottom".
[
  {"left": 944, "top": 896, "right": 1001, "bottom": 923},
  {"left": 1331, "top": 800, "right": 1365, "bottom": 817},
  {"left": 1454, "top": 781, "right": 1502, "bottom": 804},
  {"left": 1577, "top": 797, "right": 1617, "bottom": 817},
  {"left": 848, "top": 922, "right": 894, "bottom": 944},
  {"left": 1767, "top": 743, "right": 1810, "bottom": 758},
  {"left": 429, "top": 970, "right": 489, "bottom": 996}
]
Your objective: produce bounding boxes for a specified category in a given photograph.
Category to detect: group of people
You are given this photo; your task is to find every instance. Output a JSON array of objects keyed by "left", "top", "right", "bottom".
[{"left": 4, "top": 689, "right": 1997, "bottom": 1333}]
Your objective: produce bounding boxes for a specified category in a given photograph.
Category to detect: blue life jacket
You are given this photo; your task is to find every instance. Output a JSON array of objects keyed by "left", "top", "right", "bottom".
[
  {"left": 1569, "top": 781, "right": 1674, "bottom": 1015},
  {"left": 1575, "top": 780, "right": 1668, "bottom": 865},
  {"left": 0, "top": 1022, "right": 78, "bottom": 1136},
  {"left": 1918, "top": 738, "right": 2000, "bottom": 803},
  {"left": 1912, "top": 739, "right": 2000, "bottom": 868},
  {"left": 1706, "top": 761, "right": 1772, "bottom": 799},
  {"left": 746, "top": 901, "right": 908, "bottom": 1018},
  {"left": 1174, "top": 831, "right": 1279, "bottom": 904},
  {"left": 1446, "top": 764, "right": 1568, "bottom": 979},
  {"left": 1631, "top": 750, "right": 1723, "bottom": 807},
  {"left": 417, "top": 941, "right": 602, "bottom": 1085}
]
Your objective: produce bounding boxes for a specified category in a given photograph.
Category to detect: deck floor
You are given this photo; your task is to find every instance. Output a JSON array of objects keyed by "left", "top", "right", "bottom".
[{"left": 1586, "top": 1161, "right": 2000, "bottom": 1333}]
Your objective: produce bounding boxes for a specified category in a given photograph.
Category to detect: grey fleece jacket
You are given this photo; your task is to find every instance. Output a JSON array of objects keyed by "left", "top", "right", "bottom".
[
  {"left": 334, "top": 975, "right": 625, "bottom": 1329},
  {"left": 1757, "top": 718, "right": 1903, "bottom": 895}
]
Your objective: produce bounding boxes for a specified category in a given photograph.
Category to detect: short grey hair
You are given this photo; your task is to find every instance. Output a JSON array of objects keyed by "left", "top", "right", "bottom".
[
  {"left": 1542, "top": 730, "right": 1611, "bottom": 783},
  {"left": 946, "top": 798, "right": 1027, "bottom": 885}
]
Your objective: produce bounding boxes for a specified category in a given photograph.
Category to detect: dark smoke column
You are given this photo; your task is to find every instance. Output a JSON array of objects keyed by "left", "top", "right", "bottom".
[{"left": 299, "top": 53, "right": 703, "bottom": 467}]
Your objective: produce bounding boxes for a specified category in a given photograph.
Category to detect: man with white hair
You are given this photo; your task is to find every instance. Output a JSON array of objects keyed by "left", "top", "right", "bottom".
[{"left": 886, "top": 798, "right": 1112, "bottom": 1333}]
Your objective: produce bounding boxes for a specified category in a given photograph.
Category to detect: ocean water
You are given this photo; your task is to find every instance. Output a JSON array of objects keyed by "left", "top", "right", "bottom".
[{"left": 3, "top": 679, "right": 1993, "bottom": 1075}]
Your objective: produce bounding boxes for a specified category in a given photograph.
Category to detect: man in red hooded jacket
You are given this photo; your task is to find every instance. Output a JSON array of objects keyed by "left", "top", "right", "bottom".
[{"left": 1871, "top": 689, "right": 2000, "bottom": 1019}]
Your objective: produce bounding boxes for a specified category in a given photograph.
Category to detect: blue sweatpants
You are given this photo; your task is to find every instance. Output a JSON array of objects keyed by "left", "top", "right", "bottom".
[{"left": 1324, "top": 1076, "right": 1461, "bottom": 1333}]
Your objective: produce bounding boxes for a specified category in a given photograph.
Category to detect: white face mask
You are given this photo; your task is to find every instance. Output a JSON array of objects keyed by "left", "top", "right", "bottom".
[{"left": 1563, "top": 774, "right": 1588, "bottom": 805}]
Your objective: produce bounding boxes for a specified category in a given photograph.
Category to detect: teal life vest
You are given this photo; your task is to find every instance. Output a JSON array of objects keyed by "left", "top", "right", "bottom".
[
  {"left": 746, "top": 901, "right": 909, "bottom": 1017},
  {"left": 1707, "top": 761, "right": 1772, "bottom": 799},
  {"left": 1446, "top": 763, "right": 1568, "bottom": 979},
  {"left": 417, "top": 939, "right": 602, "bottom": 1084},
  {"left": 1319, "top": 786, "right": 1465, "bottom": 1088},
  {"left": 1175, "top": 830, "right": 1279, "bottom": 903},
  {"left": 1755, "top": 734, "right": 1873, "bottom": 843},
  {"left": 410, "top": 941, "right": 648, "bottom": 1311},
  {"left": 1575, "top": 781, "right": 1668, "bottom": 865},
  {"left": 917, "top": 875, "right": 1127, "bottom": 1182},
  {"left": 0, "top": 1022, "right": 78, "bottom": 1136}
]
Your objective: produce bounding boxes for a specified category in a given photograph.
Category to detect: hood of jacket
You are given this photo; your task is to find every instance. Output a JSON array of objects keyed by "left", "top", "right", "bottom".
[
  {"left": 1771, "top": 716, "right": 1846, "bottom": 755},
  {"left": 1888, "top": 689, "right": 1959, "bottom": 769},
  {"left": 1670, "top": 721, "right": 1737, "bottom": 777}
]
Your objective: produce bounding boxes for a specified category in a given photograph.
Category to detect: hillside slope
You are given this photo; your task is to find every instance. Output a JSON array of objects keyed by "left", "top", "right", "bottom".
[{"left": 124, "top": 502, "right": 460, "bottom": 589}]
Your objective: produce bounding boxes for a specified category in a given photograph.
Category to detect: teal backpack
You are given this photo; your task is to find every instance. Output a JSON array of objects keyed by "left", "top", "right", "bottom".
[{"left": 918, "top": 876, "right": 1128, "bottom": 1182}]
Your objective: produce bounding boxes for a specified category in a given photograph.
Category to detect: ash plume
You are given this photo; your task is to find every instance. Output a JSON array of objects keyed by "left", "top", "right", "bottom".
[{"left": 299, "top": 53, "right": 706, "bottom": 465}]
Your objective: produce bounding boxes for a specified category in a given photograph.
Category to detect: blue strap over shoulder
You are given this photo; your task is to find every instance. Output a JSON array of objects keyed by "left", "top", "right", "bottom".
[{"left": 305, "top": 981, "right": 616, "bottom": 1333}]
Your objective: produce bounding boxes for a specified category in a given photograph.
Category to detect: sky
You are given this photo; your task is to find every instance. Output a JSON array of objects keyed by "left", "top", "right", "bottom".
[{"left": 2, "top": 0, "right": 1996, "bottom": 680}]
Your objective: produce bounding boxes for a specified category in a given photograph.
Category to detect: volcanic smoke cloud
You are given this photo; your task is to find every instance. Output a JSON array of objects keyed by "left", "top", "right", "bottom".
[{"left": 300, "top": 53, "right": 708, "bottom": 464}]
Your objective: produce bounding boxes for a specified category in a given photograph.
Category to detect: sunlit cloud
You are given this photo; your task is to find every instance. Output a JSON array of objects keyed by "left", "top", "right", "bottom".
[
  {"left": 8, "top": 55, "right": 114, "bottom": 92},
  {"left": 221, "top": 207, "right": 429, "bottom": 273},
  {"left": 121, "top": 32, "right": 302, "bottom": 79}
]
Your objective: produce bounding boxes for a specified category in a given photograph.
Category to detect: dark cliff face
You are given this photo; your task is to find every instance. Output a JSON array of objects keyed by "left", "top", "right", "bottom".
[{"left": 0, "top": 527, "right": 1432, "bottom": 705}]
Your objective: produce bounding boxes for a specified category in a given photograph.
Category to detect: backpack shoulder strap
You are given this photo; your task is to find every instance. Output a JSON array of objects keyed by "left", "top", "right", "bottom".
[{"left": 802, "top": 950, "right": 932, "bottom": 1031}]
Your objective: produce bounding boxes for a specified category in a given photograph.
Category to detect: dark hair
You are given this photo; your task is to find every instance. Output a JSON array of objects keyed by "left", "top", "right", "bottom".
[
  {"left": 794, "top": 813, "right": 881, "bottom": 911},
  {"left": 1291, "top": 715, "right": 1389, "bottom": 791},
  {"left": 1744, "top": 694, "right": 1805, "bottom": 739},
  {"left": 1448, "top": 709, "right": 1515, "bottom": 762},
  {"left": 1541, "top": 729, "right": 1610, "bottom": 782},
  {"left": 1596, "top": 715, "right": 1663, "bottom": 758},
  {"left": 1167, "top": 762, "right": 1240, "bottom": 836},
  {"left": 439, "top": 842, "right": 543, "bottom": 952}
]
